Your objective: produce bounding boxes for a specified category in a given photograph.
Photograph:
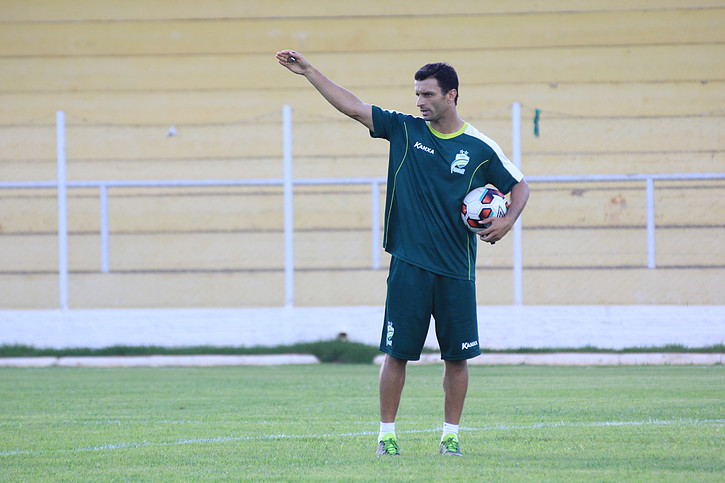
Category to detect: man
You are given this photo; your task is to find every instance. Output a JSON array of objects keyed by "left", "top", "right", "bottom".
[{"left": 276, "top": 50, "right": 529, "bottom": 456}]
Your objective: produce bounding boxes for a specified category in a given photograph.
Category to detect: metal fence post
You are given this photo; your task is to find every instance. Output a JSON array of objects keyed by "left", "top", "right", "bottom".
[
  {"left": 100, "top": 184, "right": 109, "bottom": 273},
  {"left": 283, "top": 105, "right": 294, "bottom": 307},
  {"left": 371, "top": 181, "right": 381, "bottom": 270},
  {"left": 646, "top": 177, "right": 656, "bottom": 268},
  {"left": 512, "top": 102, "right": 523, "bottom": 305},
  {"left": 57, "top": 111, "right": 68, "bottom": 310}
]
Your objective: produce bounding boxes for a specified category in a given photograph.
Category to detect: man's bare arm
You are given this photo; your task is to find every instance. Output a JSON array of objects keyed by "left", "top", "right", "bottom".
[
  {"left": 276, "top": 50, "right": 374, "bottom": 131},
  {"left": 478, "top": 179, "right": 530, "bottom": 244}
]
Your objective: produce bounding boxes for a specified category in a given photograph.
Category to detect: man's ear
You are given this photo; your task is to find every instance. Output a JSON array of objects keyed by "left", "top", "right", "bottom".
[{"left": 448, "top": 88, "right": 458, "bottom": 103}]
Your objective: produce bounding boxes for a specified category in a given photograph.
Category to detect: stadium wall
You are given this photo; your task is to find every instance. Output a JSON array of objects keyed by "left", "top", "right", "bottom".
[
  {"left": 0, "top": 1, "right": 723, "bottom": 311},
  {"left": 1, "top": 306, "right": 723, "bottom": 350}
]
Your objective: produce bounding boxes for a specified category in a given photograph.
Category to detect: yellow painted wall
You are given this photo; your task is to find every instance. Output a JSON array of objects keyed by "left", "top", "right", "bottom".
[{"left": 0, "top": 1, "right": 723, "bottom": 307}]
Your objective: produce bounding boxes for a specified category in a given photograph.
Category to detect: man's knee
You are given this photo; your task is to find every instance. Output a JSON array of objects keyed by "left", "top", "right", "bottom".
[
  {"left": 444, "top": 359, "right": 468, "bottom": 377},
  {"left": 381, "top": 354, "right": 407, "bottom": 375}
]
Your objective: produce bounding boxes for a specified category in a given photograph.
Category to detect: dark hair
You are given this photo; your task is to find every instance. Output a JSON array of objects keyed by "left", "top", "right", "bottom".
[{"left": 414, "top": 62, "right": 459, "bottom": 104}]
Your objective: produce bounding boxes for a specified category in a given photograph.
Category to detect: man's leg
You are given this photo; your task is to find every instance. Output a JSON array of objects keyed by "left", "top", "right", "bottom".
[
  {"left": 434, "top": 274, "right": 476, "bottom": 455},
  {"left": 442, "top": 359, "right": 468, "bottom": 424},
  {"left": 439, "top": 359, "right": 468, "bottom": 455},
  {"left": 376, "top": 354, "right": 407, "bottom": 455},
  {"left": 379, "top": 354, "right": 407, "bottom": 422},
  {"left": 376, "top": 257, "right": 432, "bottom": 455}
]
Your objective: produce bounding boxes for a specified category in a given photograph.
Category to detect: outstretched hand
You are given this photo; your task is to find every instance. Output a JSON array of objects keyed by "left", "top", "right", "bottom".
[{"left": 276, "top": 49, "right": 309, "bottom": 74}]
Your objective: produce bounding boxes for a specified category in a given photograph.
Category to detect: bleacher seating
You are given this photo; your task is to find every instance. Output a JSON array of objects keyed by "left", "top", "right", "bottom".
[{"left": 0, "top": 1, "right": 723, "bottom": 308}]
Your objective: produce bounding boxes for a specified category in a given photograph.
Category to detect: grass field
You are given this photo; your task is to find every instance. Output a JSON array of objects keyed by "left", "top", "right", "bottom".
[{"left": 1, "top": 364, "right": 723, "bottom": 481}]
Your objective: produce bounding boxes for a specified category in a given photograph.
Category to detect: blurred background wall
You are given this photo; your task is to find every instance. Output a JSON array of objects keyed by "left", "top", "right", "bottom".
[{"left": 1, "top": 1, "right": 723, "bottom": 309}]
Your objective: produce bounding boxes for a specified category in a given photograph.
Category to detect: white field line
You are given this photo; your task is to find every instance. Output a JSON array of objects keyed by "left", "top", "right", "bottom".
[{"left": 1, "top": 418, "right": 723, "bottom": 457}]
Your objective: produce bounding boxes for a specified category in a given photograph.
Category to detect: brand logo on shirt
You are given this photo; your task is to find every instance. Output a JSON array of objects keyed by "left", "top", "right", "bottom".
[
  {"left": 451, "top": 150, "right": 470, "bottom": 175},
  {"left": 414, "top": 141, "right": 435, "bottom": 155}
]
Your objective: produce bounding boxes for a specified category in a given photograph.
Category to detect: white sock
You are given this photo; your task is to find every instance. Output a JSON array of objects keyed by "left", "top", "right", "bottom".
[
  {"left": 379, "top": 422, "right": 396, "bottom": 441},
  {"left": 442, "top": 422, "right": 459, "bottom": 441}
]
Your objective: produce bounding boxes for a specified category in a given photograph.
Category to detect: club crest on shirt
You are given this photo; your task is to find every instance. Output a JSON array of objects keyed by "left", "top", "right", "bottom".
[{"left": 450, "top": 150, "right": 469, "bottom": 175}]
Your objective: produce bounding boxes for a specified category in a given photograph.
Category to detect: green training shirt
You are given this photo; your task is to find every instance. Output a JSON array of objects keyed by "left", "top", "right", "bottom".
[{"left": 371, "top": 105, "right": 524, "bottom": 281}]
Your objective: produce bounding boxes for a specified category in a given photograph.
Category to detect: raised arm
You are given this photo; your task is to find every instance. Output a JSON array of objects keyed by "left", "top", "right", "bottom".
[{"left": 276, "top": 50, "right": 374, "bottom": 131}]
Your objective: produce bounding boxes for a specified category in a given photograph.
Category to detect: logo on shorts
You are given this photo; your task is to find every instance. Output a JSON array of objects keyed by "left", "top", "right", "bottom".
[
  {"left": 386, "top": 321, "right": 395, "bottom": 346},
  {"left": 461, "top": 340, "right": 478, "bottom": 350}
]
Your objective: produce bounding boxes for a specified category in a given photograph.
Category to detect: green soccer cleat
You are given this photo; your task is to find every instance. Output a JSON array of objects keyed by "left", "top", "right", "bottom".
[
  {"left": 376, "top": 433, "right": 400, "bottom": 456},
  {"left": 439, "top": 434, "right": 463, "bottom": 456}
]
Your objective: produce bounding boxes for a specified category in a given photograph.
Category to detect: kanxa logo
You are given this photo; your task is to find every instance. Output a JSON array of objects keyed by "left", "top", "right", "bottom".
[
  {"left": 413, "top": 141, "right": 435, "bottom": 154},
  {"left": 461, "top": 340, "right": 478, "bottom": 350}
]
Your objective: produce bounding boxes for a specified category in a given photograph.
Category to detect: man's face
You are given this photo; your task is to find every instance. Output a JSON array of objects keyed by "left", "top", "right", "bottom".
[{"left": 415, "top": 77, "right": 454, "bottom": 122}]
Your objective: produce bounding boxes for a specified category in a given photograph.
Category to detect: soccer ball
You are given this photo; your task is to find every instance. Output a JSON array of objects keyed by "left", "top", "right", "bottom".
[{"left": 461, "top": 187, "right": 509, "bottom": 233}]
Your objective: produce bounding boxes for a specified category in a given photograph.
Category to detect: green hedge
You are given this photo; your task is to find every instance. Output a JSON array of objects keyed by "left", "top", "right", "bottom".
[{"left": 1, "top": 342, "right": 722, "bottom": 364}]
